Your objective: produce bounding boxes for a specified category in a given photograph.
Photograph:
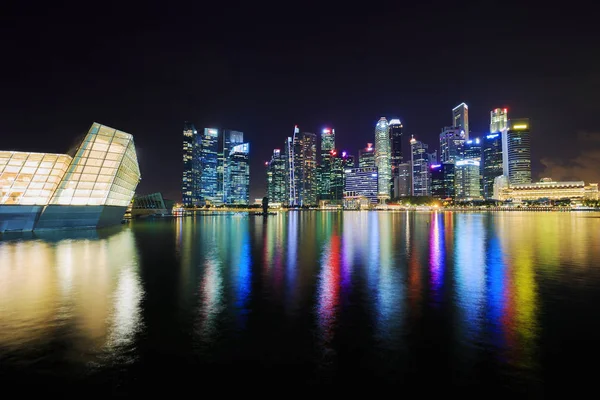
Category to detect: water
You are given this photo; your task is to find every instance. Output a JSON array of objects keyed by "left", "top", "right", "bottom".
[{"left": 1, "top": 211, "right": 600, "bottom": 395}]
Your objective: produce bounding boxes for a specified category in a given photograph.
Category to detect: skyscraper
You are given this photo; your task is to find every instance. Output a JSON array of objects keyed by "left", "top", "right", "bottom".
[
  {"left": 227, "top": 143, "right": 250, "bottom": 204},
  {"left": 452, "top": 102, "right": 469, "bottom": 140},
  {"left": 483, "top": 132, "right": 503, "bottom": 199},
  {"left": 393, "top": 162, "right": 411, "bottom": 198},
  {"left": 490, "top": 108, "right": 508, "bottom": 133},
  {"left": 506, "top": 118, "right": 531, "bottom": 184},
  {"left": 410, "top": 136, "right": 431, "bottom": 196},
  {"left": 299, "top": 131, "right": 317, "bottom": 206},
  {"left": 439, "top": 127, "right": 465, "bottom": 163},
  {"left": 318, "top": 128, "right": 335, "bottom": 201},
  {"left": 374, "top": 117, "right": 391, "bottom": 201},
  {"left": 182, "top": 122, "right": 200, "bottom": 206},
  {"left": 267, "top": 149, "right": 286, "bottom": 204},
  {"left": 430, "top": 162, "right": 455, "bottom": 199},
  {"left": 329, "top": 150, "right": 354, "bottom": 202},
  {"left": 200, "top": 128, "right": 220, "bottom": 205},
  {"left": 219, "top": 130, "right": 244, "bottom": 203},
  {"left": 284, "top": 133, "right": 297, "bottom": 206},
  {"left": 389, "top": 119, "right": 403, "bottom": 197},
  {"left": 464, "top": 138, "right": 482, "bottom": 161},
  {"left": 455, "top": 159, "right": 482, "bottom": 199},
  {"left": 358, "top": 143, "right": 376, "bottom": 168}
]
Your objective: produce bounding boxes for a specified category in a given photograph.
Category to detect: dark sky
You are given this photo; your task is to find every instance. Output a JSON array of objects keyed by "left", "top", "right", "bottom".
[{"left": 2, "top": 2, "right": 600, "bottom": 201}]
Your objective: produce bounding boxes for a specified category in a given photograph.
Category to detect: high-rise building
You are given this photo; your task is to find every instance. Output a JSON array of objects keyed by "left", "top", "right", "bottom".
[
  {"left": 374, "top": 117, "right": 391, "bottom": 201},
  {"left": 227, "top": 143, "right": 250, "bottom": 204},
  {"left": 455, "top": 159, "right": 482, "bottom": 199},
  {"left": 410, "top": 136, "right": 431, "bottom": 196},
  {"left": 318, "top": 128, "right": 336, "bottom": 201},
  {"left": 452, "top": 102, "right": 469, "bottom": 140},
  {"left": 430, "top": 162, "right": 455, "bottom": 199},
  {"left": 329, "top": 150, "right": 354, "bottom": 202},
  {"left": 294, "top": 130, "right": 317, "bottom": 206},
  {"left": 267, "top": 149, "right": 286, "bottom": 204},
  {"left": 439, "top": 126, "right": 465, "bottom": 163},
  {"left": 393, "top": 162, "right": 411, "bottom": 198},
  {"left": 358, "top": 143, "right": 376, "bottom": 168},
  {"left": 344, "top": 167, "right": 379, "bottom": 206},
  {"left": 182, "top": 122, "right": 200, "bottom": 206},
  {"left": 219, "top": 130, "right": 244, "bottom": 203},
  {"left": 200, "top": 128, "right": 220, "bottom": 205},
  {"left": 464, "top": 138, "right": 482, "bottom": 161},
  {"left": 389, "top": 119, "right": 403, "bottom": 197},
  {"left": 483, "top": 132, "right": 503, "bottom": 199},
  {"left": 490, "top": 108, "right": 508, "bottom": 133},
  {"left": 506, "top": 119, "right": 531, "bottom": 185},
  {"left": 284, "top": 133, "right": 297, "bottom": 206}
]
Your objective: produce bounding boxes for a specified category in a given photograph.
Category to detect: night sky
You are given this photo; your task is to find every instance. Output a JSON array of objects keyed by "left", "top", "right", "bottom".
[{"left": 2, "top": 2, "right": 599, "bottom": 201}]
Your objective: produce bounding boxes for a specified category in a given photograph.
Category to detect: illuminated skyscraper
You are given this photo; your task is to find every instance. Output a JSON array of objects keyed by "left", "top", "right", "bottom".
[
  {"left": 219, "top": 130, "right": 244, "bottom": 202},
  {"left": 452, "top": 102, "right": 469, "bottom": 140},
  {"left": 389, "top": 119, "right": 403, "bottom": 197},
  {"left": 483, "top": 132, "right": 503, "bottom": 198},
  {"left": 200, "top": 128, "right": 220, "bottom": 205},
  {"left": 182, "top": 122, "right": 200, "bottom": 206},
  {"left": 374, "top": 117, "right": 391, "bottom": 201},
  {"left": 267, "top": 149, "right": 286, "bottom": 204},
  {"left": 506, "top": 118, "right": 531, "bottom": 184},
  {"left": 490, "top": 108, "right": 508, "bottom": 133},
  {"left": 284, "top": 134, "right": 297, "bottom": 206},
  {"left": 318, "top": 128, "right": 335, "bottom": 201},
  {"left": 439, "top": 126, "right": 465, "bottom": 163},
  {"left": 226, "top": 143, "right": 250, "bottom": 204},
  {"left": 455, "top": 159, "right": 482, "bottom": 199},
  {"left": 290, "top": 130, "right": 317, "bottom": 206},
  {"left": 410, "top": 136, "right": 432, "bottom": 196},
  {"left": 358, "top": 143, "right": 375, "bottom": 168},
  {"left": 464, "top": 138, "right": 482, "bottom": 161},
  {"left": 329, "top": 150, "right": 354, "bottom": 202},
  {"left": 430, "top": 162, "right": 455, "bottom": 199},
  {"left": 393, "top": 162, "right": 411, "bottom": 198}
]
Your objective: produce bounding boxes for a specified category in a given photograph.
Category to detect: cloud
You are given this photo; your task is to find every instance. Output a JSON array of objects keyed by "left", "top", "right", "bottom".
[{"left": 539, "top": 131, "right": 600, "bottom": 183}]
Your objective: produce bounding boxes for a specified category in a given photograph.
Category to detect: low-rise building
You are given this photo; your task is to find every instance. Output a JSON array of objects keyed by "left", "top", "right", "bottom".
[{"left": 496, "top": 177, "right": 599, "bottom": 202}]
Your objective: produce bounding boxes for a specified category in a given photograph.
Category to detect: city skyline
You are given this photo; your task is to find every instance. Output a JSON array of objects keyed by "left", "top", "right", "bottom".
[{"left": 1, "top": 4, "right": 599, "bottom": 202}]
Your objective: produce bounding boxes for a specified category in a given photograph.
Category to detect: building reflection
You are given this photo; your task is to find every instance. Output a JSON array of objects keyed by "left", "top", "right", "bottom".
[
  {"left": 429, "top": 211, "right": 445, "bottom": 306},
  {"left": 316, "top": 225, "right": 341, "bottom": 347}
]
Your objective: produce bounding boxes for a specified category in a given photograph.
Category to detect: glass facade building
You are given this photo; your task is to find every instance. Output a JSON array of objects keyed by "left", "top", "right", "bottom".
[
  {"left": 455, "top": 159, "right": 481, "bottom": 200},
  {"left": 219, "top": 130, "right": 244, "bottom": 203},
  {"left": 439, "top": 126, "right": 465, "bottom": 163},
  {"left": 358, "top": 143, "right": 376, "bottom": 168},
  {"left": 317, "top": 128, "right": 335, "bottom": 201},
  {"left": 393, "top": 162, "right": 411, "bottom": 198},
  {"left": 452, "top": 102, "right": 469, "bottom": 140},
  {"left": 410, "top": 137, "right": 431, "bottom": 196},
  {"left": 483, "top": 132, "right": 503, "bottom": 199},
  {"left": 344, "top": 167, "right": 379, "bottom": 205},
  {"left": 389, "top": 119, "right": 403, "bottom": 198},
  {"left": 374, "top": 117, "right": 391, "bottom": 201},
  {"left": 490, "top": 108, "right": 508, "bottom": 133},
  {"left": 430, "top": 162, "right": 455, "bottom": 199},
  {"left": 266, "top": 149, "right": 286, "bottom": 204},
  {"left": 507, "top": 119, "right": 532, "bottom": 184},
  {"left": 227, "top": 143, "right": 250, "bottom": 204},
  {"left": 0, "top": 122, "right": 141, "bottom": 232},
  {"left": 200, "top": 128, "right": 220, "bottom": 205},
  {"left": 182, "top": 122, "right": 200, "bottom": 206}
]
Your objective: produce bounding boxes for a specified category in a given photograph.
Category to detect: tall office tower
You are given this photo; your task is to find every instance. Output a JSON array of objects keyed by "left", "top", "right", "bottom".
[
  {"left": 267, "top": 149, "right": 287, "bottom": 204},
  {"left": 455, "top": 160, "right": 482, "bottom": 199},
  {"left": 227, "top": 143, "right": 250, "bottom": 204},
  {"left": 219, "top": 130, "right": 244, "bottom": 203},
  {"left": 358, "top": 143, "right": 376, "bottom": 168},
  {"left": 464, "top": 137, "right": 482, "bottom": 161},
  {"left": 439, "top": 126, "right": 465, "bottom": 163},
  {"left": 374, "top": 117, "right": 391, "bottom": 201},
  {"left": 329, "top": 151, "right": 354, "bottom": 202},
  {"left": 490, "top": 108, "right": 508, "bottom": 133},
  {"left": 482, "top": 132, "right": 503, "bottom": 198},
  {"left": 284, "top": 133, "right": 298, "bottom": 206},
  {"left": 296, "top": 131, "right": 317, "bottom": 206},
  {"left": 410, "top": 136, "right": 431, "bottom": 196},
  {"left": 506, "top": 118, "right": 531, "bottom": 184},
  {"left": 393, "top": 162, "right": 411, "bottom": 198},
  {"left": 389, "top": 119, "right": 403, "bottom": 197},
  {"left": 318, "top": 128, "right": 336, "bottom": 201},
  {"left": 431, "top": 163, "right": 455, "bottom": 199},
  {"left": 344, "top": 167, "right": 379, "bottom": 205},
  {"left": 182, "top": 122, "right": 200, "bottom": 206},
  {"left": 452, "top": 102, "right": 469, "bottom": 140},
  {"left": 200, "top": 128, "right": 220, "bottom": 205}
]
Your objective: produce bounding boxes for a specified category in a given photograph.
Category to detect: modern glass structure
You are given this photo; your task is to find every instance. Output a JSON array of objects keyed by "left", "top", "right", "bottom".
[
  {"left": 285, "top": 132, "right": 298, "bottom": 206},
  {"left": 0, "top": 122, "right": 141, "bottom": 232},
  {"left": 219, "top": 130, "right": 244, "bottom": 203},
  {"left": 200, "top": 128, "right": 220, "bottom": 204},
  {"left": 393, "top": 162, "right": 411, "bottom": 198},
  {"left": 506, "top": 119, "right": 532, "bottom": 184},
  {"left": 267, "top": 149, "right": 286, "bottom": 204},
  {"left": 297, "top": 131, "right": 317, "bottom": 206},
  {"left": 358, "top": 143, "right": 376, "bottom": 168},
  {"left": 344, "top": 167, "right": 379, "bottom": 205},
  {"left": 455, "top": 159, "right": 481, "bottom": 200},
  {"left": 182, "top": 122, "right": 200, "bottom": 207},
  {"left": 410, "top": 136, "right": 431, "bottom": 196},
  {"left": 439, "top": 126, "right": 465, "bottom": 163},
  {"left": 318, "top": 128, "right": 335, "bottom": 201},
  {"left": 430, "top": 162, "right": 455, "bottom": 199},
  {"left": 374, "top": 117, "right": 391, "bottom": 201},
  {"left": 483, "top": 132, "right": 503, "bottom": 199},
  {"left": 389, "top": 119, "right": 403, "bottom": 197},
  {"left": 227, "top": 143, "right": 250, "bottom": 204},
  {"left": 490, "top": 108, "right": 508, "bottom": 133},
  {"left": 452, "top": 102, "right": 469, "bottom": 140},
  {"left": 464, "top": 138, "right": 482, "bottom": 161}
]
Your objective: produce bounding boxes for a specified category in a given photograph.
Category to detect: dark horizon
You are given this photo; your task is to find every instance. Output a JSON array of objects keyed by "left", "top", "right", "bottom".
[{"left": 2, "top": 2, "right": 599, "bottom": 201}]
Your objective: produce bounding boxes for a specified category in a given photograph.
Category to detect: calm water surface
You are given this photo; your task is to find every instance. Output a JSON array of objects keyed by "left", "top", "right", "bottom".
[{"left": 1, "top": 211, "right": 600, "bottom": 395}]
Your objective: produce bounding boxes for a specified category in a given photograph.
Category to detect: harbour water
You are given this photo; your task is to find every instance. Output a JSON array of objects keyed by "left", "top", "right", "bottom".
[{"left": 1, "top": 211, "right": 600, "bottom": 395}]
